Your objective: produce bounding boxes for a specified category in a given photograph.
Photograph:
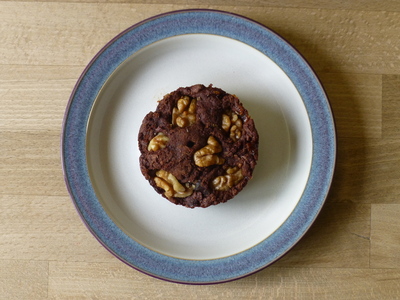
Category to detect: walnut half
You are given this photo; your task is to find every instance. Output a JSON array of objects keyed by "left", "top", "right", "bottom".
[
  {"left": 222, "top": 112, "right": 243, "bottom": 141},
  {"left": 194, "top": 136, "right": 225, "bottom": 167},
  {"left": 172, "top": 96, "right": 197, "bottom": 127},
  {"left": 147, "top": 132, "right": 169, "bottom": 151},
  {"left": 212, "top": 166, "right": 244, "bottom": 191},
  {"left": 154, "top": 170, "right": 194, "bottom": 198}
]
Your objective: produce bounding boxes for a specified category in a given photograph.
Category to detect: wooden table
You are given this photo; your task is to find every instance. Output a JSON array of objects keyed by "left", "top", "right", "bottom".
[{"left": 2, "top": 1, "right": 400, "bottom": 298}]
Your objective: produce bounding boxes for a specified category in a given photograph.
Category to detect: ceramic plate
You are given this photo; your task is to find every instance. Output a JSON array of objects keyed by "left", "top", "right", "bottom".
[{"left": 62, "top": 9, "right": 336, "bottom": 284}]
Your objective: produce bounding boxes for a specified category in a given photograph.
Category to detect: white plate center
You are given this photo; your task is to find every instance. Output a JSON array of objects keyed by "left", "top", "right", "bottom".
[{"left": 86, "top": 34, "right": 312, "bottom": 260}]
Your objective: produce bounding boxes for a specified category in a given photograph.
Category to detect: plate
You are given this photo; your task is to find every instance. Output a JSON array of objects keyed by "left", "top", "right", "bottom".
[{"left": 62, "top": 9, "right": 336, "bottom": 284}]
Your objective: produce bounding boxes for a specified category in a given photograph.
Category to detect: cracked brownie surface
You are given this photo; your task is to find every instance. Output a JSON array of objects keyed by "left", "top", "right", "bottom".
[{"left": 138, "top": 84, "right": 259, "bottom": 208}]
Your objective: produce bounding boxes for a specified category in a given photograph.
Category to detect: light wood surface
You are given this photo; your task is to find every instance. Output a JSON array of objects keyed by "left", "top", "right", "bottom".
[{"left": 1, "top": 1, "right": 400, "bottom": 299}]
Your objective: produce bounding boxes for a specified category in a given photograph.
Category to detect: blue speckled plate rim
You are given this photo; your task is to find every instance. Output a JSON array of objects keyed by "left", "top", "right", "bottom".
[{"left": 61, "top": 9, "right": 336, "bottom": 284}]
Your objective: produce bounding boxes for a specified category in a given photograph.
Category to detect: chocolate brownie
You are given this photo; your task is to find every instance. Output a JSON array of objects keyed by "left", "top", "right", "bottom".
[{"left": 138, "top": 84, "right": 259, "bottom": 208}]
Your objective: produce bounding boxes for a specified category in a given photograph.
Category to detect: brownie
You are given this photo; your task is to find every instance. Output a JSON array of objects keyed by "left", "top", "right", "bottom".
[{"left": 138, "top": 84, "right": 259, "bottom": 208}]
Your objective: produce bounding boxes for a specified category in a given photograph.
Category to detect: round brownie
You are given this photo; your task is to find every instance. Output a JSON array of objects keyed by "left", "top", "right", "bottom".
[{"left": 138, "top": 84, "right": 259, "bottom": 208}]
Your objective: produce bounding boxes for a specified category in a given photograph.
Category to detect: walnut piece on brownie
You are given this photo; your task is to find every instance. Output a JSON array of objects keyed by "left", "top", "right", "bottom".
[{"left": 138, "top": 84, "right": 259, "bottom": 208}]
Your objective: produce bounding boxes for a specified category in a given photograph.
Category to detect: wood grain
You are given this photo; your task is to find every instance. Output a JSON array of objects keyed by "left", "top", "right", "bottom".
[
  {"left": 1, "top": 131, "right": 65, "bottom": 195},
  {"left": 5, "top": 0, "right": 400, "bottom": 12},
  {"left": 330, "top": 138, "right": 400, "bottom": 204},
  {"left": 0, "top": 194, "right": 116, "bottom": 262},
  {"left": 0, "top": 260, "right": 48, "bottom": 299},
  {"left": 383, "top": 75, "right": 400, "bottom": 138},
  {"left": 48, "top": 262, "right": 400, "bottom": 299},
  {"left": 319, "top": 72, "right": 381, "bottom": 139},
  {"left": 275, "top": 203, "right": 371, "bottom": 268},
  {"left": 1, "top": 3, "right": 400, "bottom": 75},
  {"left": 371, "top": 204, "right": 400, "bottom": 268},
  {"left": 1, "top": 0, "right": 400, "bottom": 298}
]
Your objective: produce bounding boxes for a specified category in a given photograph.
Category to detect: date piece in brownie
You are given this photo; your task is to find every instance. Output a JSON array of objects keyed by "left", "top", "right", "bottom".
[{"left": 138, "top": 84, "right": 259, "bottom": 208}]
